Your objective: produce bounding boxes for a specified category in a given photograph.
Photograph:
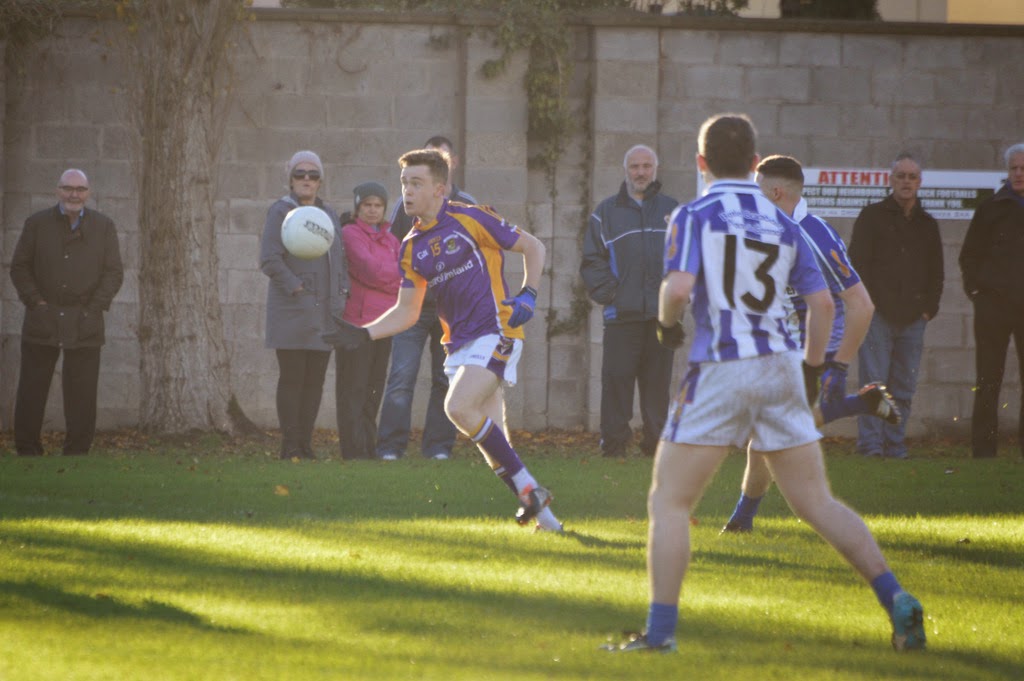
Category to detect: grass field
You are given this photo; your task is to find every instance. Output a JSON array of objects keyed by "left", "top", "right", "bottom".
[{"left": 1, "top": 432, "right": 1022, "bottom": 680}]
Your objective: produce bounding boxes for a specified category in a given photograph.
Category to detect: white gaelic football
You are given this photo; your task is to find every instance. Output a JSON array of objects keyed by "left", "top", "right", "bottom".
[{"left": 281, "top": 205, "right": 334, "bottom": 259}]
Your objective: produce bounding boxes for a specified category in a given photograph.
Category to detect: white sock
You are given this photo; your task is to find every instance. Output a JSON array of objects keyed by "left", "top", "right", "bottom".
[
  {"left": 511, "top": 468, "right": 561, "bottom": 531},
  {"left": 511, "top": 468, "right": 538, "bottom": 495},
  {"left": 536, "top": 507, "right": 562, "bottom": 532}
]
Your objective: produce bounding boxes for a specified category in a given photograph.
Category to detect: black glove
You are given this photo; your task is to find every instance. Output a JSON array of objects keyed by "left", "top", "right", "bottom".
[
  {"left": 820, "top": 359, "right": 849, "bottom": 406},
  {"left": 802, "top": 361, "right": 824, "bottom": 407},
  {"left": 656, "top": 320, "right": 686, "bottom": 349},
  {"left": 323, "top": 318, "right": 370, "bottom": 350}
]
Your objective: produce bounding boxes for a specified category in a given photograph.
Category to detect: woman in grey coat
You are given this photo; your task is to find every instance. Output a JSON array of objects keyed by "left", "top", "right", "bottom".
[{"left": 259, "top": 150, "right": 349, "bottom": 459}]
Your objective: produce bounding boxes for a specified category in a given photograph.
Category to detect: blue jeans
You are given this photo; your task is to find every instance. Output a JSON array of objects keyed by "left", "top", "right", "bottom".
[
  {"left": 857, "top": 315, "right": 927, "bottom": 458},
  {"left": 375, "top": 304, "right": 456, "bottom": 458}
]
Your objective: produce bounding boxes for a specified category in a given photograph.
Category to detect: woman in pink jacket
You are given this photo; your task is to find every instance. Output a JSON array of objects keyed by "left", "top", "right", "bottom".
[{"left": 334, "top": 182, "right": 402, "bottom": 460}]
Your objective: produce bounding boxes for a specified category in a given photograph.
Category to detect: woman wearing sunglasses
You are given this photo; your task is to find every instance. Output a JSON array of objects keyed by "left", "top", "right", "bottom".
[{"left": 259, "top": 150, "right": 349, "bottom": 460}]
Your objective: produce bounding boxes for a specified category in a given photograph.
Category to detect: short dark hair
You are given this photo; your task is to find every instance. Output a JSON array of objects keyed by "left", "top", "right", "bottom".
[
  {"left": 756, "top": 155, "right": 804, "bottom": 185},
  {"left": 399, "top": 148, "right": 450, "bottom": 185},
  {"left": 424, "top": 135, "right": 455, "bottom": 153},
  {"left": 698, "top": 113, "right": 757, "bottom": 179}
]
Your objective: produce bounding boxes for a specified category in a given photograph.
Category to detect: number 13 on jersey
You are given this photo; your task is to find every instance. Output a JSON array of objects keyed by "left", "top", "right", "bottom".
[{"left": 708, "top": 231, "right": 787, "bottom": 315}]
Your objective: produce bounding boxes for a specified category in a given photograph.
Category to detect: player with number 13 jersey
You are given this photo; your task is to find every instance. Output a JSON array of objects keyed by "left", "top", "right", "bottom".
[{"left": 664, "top": 180, "right": 826, "bottom": 364}]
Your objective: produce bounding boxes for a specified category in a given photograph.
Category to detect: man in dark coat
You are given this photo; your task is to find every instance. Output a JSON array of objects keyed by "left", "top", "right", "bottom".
[
  {"left": 848, "top": 153, "right": 943, "bottom": 459},
  {"left": 10, "top": 169, "right": 124, "bottom": 456},
  {"left": 959, "top": 143, "right": 1024, "bottom": 458},
  {"left": 580, "top": 144, "right": 680, "bottom": 457}
]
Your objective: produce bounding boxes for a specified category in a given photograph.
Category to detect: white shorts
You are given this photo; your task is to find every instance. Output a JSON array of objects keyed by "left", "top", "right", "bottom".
[
  {"left": 444, "top": 334, "right": 523, "bottom": 386},
  {"left": 661, "top": 351, "right": 820, "bottom": 452}
]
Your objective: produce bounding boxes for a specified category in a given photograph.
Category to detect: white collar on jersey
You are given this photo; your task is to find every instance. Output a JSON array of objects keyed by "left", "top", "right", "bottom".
[{"left": 793, "top": 197, "right": 809, "bottom": 222}]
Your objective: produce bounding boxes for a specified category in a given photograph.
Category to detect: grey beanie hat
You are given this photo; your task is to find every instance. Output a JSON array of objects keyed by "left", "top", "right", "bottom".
[
  {"left": 353, "top": 181, "right": 388, "bottom": 211},
  {"left": 286, "top": 150, "right": 324, "bottom": 179}
]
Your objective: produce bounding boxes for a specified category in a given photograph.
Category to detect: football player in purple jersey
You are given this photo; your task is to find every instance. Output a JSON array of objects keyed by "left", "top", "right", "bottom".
[
  {"left": 325, "top": 148, "right": 562, "bottom": 532},
  {"left": 603, "top": 114, "right": 924, "bottom": 653}
]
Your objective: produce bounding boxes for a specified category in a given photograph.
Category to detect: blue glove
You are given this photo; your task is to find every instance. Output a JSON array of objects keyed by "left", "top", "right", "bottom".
[
  {"left": 820, "top": 360, "right": 849, "bottom": 406},
  {"left": 503, "top": 286, "right": 537, "bottom": 328},
  {"left": 322, "top": 316, "right": 370, "bottom": 350}
]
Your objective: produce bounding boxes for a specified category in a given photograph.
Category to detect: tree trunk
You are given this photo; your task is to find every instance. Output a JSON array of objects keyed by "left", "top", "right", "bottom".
[{"left": 126, "top": 0, "right": 247, "bottom": 433}]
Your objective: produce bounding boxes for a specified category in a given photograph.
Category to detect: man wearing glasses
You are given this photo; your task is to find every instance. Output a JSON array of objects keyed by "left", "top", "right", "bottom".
[
  {"left": 10, "top": 169, "right": 124, "bottom": 456},
  {"left": 848, "top": 154, "right": 944, "bottom": 459}
]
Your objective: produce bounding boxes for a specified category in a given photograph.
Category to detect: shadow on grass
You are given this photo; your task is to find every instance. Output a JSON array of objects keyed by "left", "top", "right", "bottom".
[
  {"left": 562, "top": 529, "right": 641, "bottom": 551},
  {"left": 0, "top": 579, "right": 243, "bottom": 633},
  {"left": 715, "top": 521, "right": 1024, "bottom": 572},
  {"left": 3, "top": 521, "right": 1021, "bottom": 680}
]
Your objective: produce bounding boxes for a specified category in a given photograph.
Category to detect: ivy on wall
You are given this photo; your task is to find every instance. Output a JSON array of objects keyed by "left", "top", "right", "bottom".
[
  {"left": 282, "top": 0, "right": 746, "bottom": 340},
  {"left": 479, "top": 0, "right": 637, "bottom": 189},
  {"left": 0, "top": 0, "right": 64, "bottom": 42},
  {"left": 284, "top": 0, "right": 629, "bottom": 185},
  {"left": 0, "top": 0, "right": 73, "bottom": 74},
  {"left": 281, "top": 0, "right": 628, "bottom": 342}
]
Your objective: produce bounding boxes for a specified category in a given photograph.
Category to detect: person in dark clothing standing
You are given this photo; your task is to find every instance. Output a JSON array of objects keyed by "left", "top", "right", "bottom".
[
  {"left": 375, "top": 135, "right": 476, "bottom": 461},
  {"left": 958, "top": 142, "right": 1024, "bottom": 459},
  {"left": 10, "top": 169, "right": 124, "bottom": 456},
  {"left": 580, "top": 145, "right": 679, "bottom": 457},
  {"left": 848, "top": 153, "right": 944, "bottom": 459}
]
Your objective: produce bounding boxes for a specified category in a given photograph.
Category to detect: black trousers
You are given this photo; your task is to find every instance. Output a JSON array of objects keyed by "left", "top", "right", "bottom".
[
  {"left": 970, "top": 293, "right": 1024, "bottom": 458},
  {"left": 600, "top": 319, "right": 676, "bottom": 456},
  {"left": 275, "top": 349, "right": 331, "bottom": 457},
  {"left": 336, "top": 338, "right": 392, "bottom": 459},
  {"left": 15, "top": 341, "right": 101, "bottom": 456}
]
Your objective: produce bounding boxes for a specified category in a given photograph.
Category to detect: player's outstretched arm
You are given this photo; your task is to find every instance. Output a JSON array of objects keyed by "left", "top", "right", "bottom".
[
  {"left": 832, "top": 281, "right": 874, "bottom": 365},
  {"left": 366, "top": 285, "right": 426, "bottom": 340}
]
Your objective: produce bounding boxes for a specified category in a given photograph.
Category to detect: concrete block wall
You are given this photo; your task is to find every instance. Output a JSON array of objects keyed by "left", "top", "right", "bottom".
[
  {"left": 222, "top": 18, "right": 472, "bottom": 433},
  {"left": 583, "top": 20, "right": 1024, "bottom": 441},
  {"left": 0, "top": 28, "right": 140, "bottom": 432},
  {"left": 2, "top": 11, "right": 1022, "bottom": 444}
]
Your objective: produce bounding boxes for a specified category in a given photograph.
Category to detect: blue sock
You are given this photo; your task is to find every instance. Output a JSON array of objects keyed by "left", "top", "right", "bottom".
[
  {"left": 727, "top": 493, "right": 763, "bottom": 529},
  {"left": 820, "top": 395, "right": 864, "bottom": 424},
  {"left": 871, "top": 571, "right": 903, "bottom": 614},
  {"left": 645, "top": 602, "right": 678, "bottom": 645}
]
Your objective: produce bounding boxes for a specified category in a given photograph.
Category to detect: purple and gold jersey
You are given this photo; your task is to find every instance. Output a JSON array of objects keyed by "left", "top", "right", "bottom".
[
  {"left": 399, "top": 199, "right": 523, "bottom": 352},
  {"left": 664, "top": 180, "right": 827, "bottom": 363},
  {"left": 787, "top": 198, "right": 862, "bottom": 354}
]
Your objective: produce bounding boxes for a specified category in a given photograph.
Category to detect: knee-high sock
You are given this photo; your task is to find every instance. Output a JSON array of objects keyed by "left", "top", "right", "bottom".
[
  {"left": 471, "top": 417, "right": 525, "bottom": 494},
  {"left": 821, "top": 394, "right": 866, "bottom": 424}
]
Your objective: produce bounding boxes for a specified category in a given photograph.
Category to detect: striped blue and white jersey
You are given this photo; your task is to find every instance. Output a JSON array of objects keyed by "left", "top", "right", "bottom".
[
  {"left": 787, "top": 198, "right": 862, "bottom": 354},
  {"left": 664, "top": 180, "right": 827, "bottom": 364}
]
